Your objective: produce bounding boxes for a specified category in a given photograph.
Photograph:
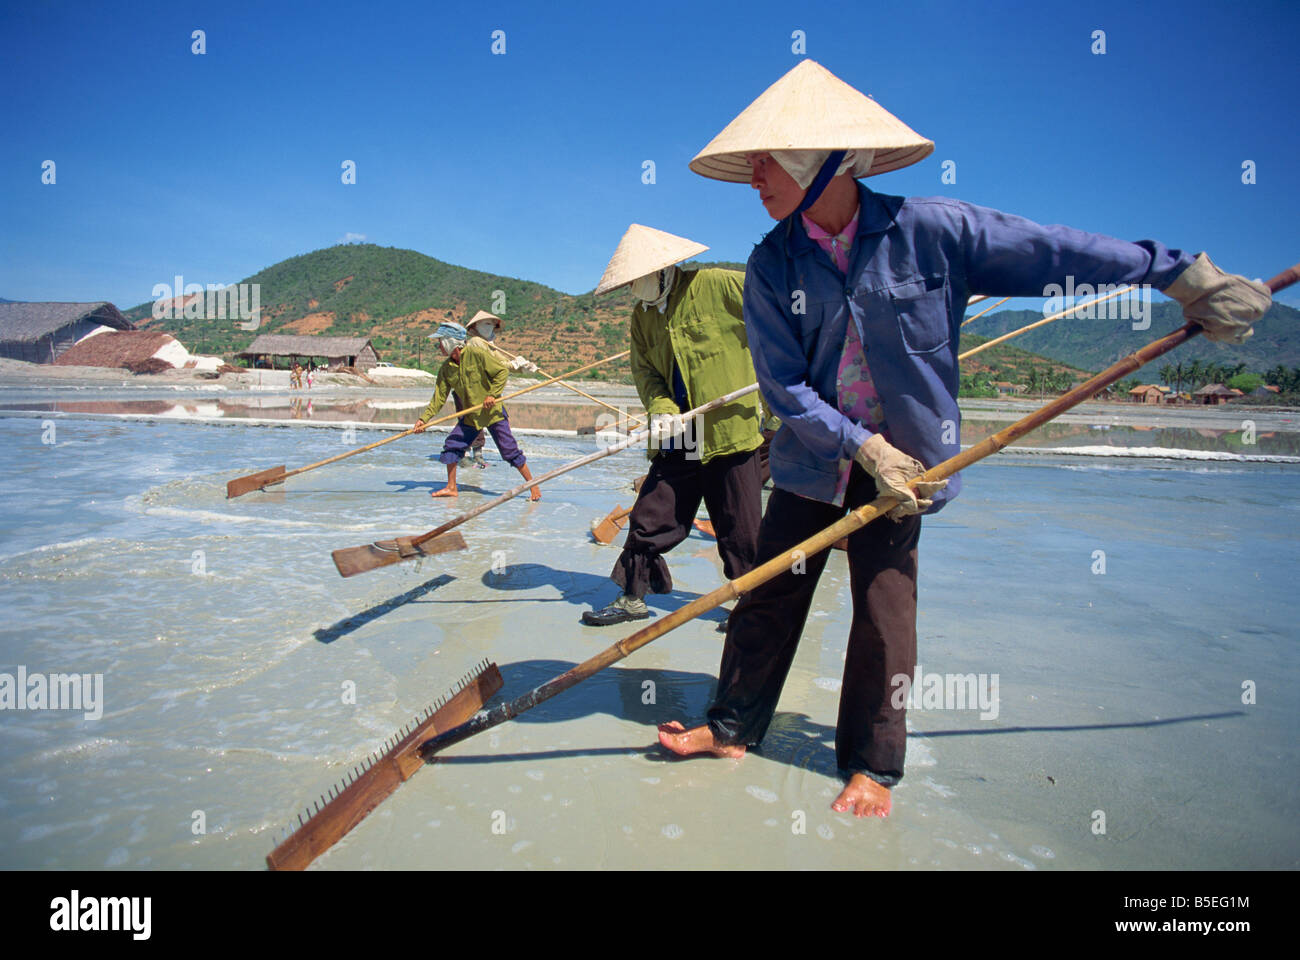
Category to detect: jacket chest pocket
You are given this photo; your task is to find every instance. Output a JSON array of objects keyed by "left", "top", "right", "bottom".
[{"left": 887, "top": 276, "right": 951, "bottom": 355}]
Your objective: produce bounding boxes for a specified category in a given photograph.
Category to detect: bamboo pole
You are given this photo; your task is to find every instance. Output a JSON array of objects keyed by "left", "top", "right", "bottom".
[
  {"left": 960, "top": 296, "right": 1009, "bottom": 328},
  {"left": 958, "top": 286, "right": 1137, "bottom": 361},
  {"left": 416, "top": 260, "right": 1297, "bottom": 760}
]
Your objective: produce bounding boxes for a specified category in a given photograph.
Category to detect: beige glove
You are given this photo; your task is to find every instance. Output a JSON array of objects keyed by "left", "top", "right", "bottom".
[
  {"left": 853, "top": 434, "right": 948, "bottom": 520},
  {"left": 1165, "top": 253, "right": 1270, "bottom": 344},
  {"left": 508, "top": 355, "right": 538, "bottom": 372},
  {"left": 648, "top": 412, "right": 688, "bottom": 455}
]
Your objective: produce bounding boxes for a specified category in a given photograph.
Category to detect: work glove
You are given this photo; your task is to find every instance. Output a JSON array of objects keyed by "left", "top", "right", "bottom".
[
  {"left": 648, "top": 412, "right": 691, "bottom": 456},
  {"left": 853, "top": 434, "right": 948, "bottom": 520},
  {"left": 1164, "top": 253, "right": 1270, "bottom": 345},
  {"left": 509, "top": 355, "right": 539, "bottom": 372}
]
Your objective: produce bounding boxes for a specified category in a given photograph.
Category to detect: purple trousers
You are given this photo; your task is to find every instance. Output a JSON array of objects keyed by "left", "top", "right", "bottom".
[{"left": 439, "top": 417, "right": 526, "bottom": 467}]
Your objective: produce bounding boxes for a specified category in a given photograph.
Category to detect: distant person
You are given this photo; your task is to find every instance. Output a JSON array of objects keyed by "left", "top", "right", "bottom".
[
  {"left": 466, "top": 308, "right": 539, "bottom": 373},
  {"left": 656, "top": 60, "right": 1272, "bottom": 819},
  {"left": 291, "top": 361, "right": 302, "bottom": 389},
  {"left": 582, "top": 224, "right": 765, "bottom": 627},
  {"left": 415, "top": 321, "right": 541, "bottom": 500}
]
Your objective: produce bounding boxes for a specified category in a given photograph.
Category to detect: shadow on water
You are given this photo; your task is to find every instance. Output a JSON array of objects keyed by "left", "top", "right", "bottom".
[
  {"left": 384, "top": 479, "right": 495, "bottom": 495},
  {"left": 476, "top": 562, "right": 729, "bottom": 623},
  {"left": 916, "top": 710, "right": 1246, "bottom": 738},
  {"left": 440, "top": 660, "right": 1247, "bottom": 780},
  {"left": 313, "top": 574, "right": 456, "bottom": 643}
]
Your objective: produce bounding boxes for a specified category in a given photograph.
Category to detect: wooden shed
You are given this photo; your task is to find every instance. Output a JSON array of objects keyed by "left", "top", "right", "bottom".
[
  {"left": 1128, "top": 384, "right": 1167, "bottom": 404},
  {"left": 236, "top": 335, "right": 380, "bottom": 371},
  {"left": 0, "top": 302, "right": 134, "bottom": 364}
]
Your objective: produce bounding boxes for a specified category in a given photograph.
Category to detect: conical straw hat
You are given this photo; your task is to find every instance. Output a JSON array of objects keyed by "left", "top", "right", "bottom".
[
  {"left": 595, "top": 224, "right": 709, "bottom": 296},
  {"left": 466, "top": 309, "right": 503, "bottom": 331},
  {"left": 690, "top": 60, "right": 933, "bottom": 183}
]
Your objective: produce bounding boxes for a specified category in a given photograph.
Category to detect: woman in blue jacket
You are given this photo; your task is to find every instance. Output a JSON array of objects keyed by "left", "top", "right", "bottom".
[{"left": 657, "top": 60, "right": 1271, "bottom": 819}]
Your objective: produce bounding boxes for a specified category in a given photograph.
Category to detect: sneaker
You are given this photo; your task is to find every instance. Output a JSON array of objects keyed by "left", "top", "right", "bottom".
[{"left": 582, "top": 594, "right": 651, "bottom": 627}]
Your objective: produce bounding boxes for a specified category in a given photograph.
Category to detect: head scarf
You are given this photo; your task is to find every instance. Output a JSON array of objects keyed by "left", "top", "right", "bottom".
[{"left": 431, "top": 321, "right": 468, "bottom": 356}]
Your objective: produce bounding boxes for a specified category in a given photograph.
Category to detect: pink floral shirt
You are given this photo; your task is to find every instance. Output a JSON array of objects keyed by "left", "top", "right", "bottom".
[{"left": 802, "top": 209, "right": 889, "bottom": 505}]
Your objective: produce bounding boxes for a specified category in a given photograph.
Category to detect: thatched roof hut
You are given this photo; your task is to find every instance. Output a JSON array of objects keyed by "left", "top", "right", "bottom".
[
  {"left": 0, "top": 302, "right": 134, "bottom": 363},
  {"left": 1194, "top": 383, "right": 1237, "bottom": 405},
  {"left": 237, "top": 335, "right": 379, "bottom": 370}
]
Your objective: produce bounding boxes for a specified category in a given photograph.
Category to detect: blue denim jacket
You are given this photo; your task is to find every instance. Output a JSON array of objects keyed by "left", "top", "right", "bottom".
[{"left": 743, "top": 182, "right": 1196, "bottom": 511}]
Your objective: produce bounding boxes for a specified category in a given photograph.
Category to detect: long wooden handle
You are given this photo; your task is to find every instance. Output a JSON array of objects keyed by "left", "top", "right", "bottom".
[
  {"left": 486, "top": 342, "right": 646, "bottom": 429},
  {"left": 958, "top": 285, "right": 1137, "bottom": 361},
  {"left": 409, "top": 383, "right": 760, "bottom": 548},
  {"left": 418, "top": 260, "right": 1299, "bottom": 759},
  {"left": 276, "top": 351, "right": 631, "bottom": 483}
]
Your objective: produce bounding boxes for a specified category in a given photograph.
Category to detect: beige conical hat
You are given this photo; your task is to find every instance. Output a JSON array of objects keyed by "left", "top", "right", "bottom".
[
  {"left": 594, "top": 224, "right": 709, "bottom": 296},
  {"left": 466, "top": 309, "right": 503, "bottom": 332},
  {"left": 690, "top": 60, "right": 933, "bottom": 183}
]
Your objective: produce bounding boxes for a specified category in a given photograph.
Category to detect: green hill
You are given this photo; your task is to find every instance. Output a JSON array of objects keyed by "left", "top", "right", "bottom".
[
  {"left": 965, "top": 298, "right": 1300, "bottom": 374},
  {"left": 122, "top": 244, "right": 1141, "bottom": 393}
]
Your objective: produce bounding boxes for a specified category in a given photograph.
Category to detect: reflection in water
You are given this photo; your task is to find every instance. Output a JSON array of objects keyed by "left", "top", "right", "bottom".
[
  {"left": 5, "top": 394, "right": 1300, "bottom": 456},
  {"left": 1, "top": 396, "right": 648, "bottom": 434},
  {"left": 961, "top": 418, "right": 1300, "bottom": 458}
]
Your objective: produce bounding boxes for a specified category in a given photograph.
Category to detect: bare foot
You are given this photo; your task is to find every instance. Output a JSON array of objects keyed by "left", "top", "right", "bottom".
[
  {"left": 692, "top": 518, "right": 716, "bottom": 538},
  {"left": 831, "top": 773, "right": 892, "bottom": 818},
  {"left": 656, "top": 720, "right": 745, "bottom": 759},
  {"left": 431, "top": 486, "right": 458, "bottom": 498},
  {"left": 529, "top": 486, "right": 542, "bottom": 501}
]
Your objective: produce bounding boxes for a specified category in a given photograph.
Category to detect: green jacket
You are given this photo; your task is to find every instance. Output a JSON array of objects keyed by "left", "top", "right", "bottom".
[
  {"left": 420, "top": 337, "right": 509, "bottom": 430},
  {"left": 630, "top": 267, "right": 762, "bottom": 463}
]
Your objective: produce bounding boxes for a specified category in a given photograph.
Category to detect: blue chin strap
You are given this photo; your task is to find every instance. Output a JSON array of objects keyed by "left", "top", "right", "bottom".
[{"left": 795, "top": 150, "right": 847, "bottom": 214}]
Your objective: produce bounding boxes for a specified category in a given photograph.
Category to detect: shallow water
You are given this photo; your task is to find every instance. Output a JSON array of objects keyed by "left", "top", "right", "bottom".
[{"left": 0, "top": 412, "right": 1296, "bottom": 870}]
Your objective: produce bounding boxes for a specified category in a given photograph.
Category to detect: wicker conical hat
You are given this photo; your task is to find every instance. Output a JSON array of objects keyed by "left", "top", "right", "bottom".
[
  {"left": 690, "top": 60, "right": 933, "bottom": 183},
  {"left": 595, "top": 224, "right": 709, "bottom": 296},
  {"left": 466, "top": 309, "right": 503, "bottom": 332}
]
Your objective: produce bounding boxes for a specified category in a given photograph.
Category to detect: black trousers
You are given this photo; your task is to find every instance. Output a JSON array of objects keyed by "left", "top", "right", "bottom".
[
  {"left": 612, "top": 447, "right": 763, "bottom": 598},
  {"left": 707, "top": 464, "right": 921, "bottom": 786}
]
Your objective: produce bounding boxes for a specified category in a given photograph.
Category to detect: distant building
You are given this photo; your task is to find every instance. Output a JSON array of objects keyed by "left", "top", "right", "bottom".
[
  {"left": 237, "top": 335, "right": 380, "bottom": 371},
  {"left": 1128, "top": 384, "right": 1168, "bottom": 404},
  {"left": 991, "top": 381, "right": 1026, "bottom": 395},
  {"left": 0, "top": 301, "right": 134, "bottom": 364},
  {"left": 1193, "top": 383, "right": 1237, "bottom": 405}
]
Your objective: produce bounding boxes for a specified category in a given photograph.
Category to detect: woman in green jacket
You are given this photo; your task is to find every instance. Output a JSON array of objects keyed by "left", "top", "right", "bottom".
[{"left": 583, "top": 225, "right": 764, "bottom": 627}]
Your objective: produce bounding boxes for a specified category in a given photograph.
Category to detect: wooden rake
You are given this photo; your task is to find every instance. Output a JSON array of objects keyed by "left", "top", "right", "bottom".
[
  {"left": 265, "top": 660, "right": 504, "bottom": 870},
  {"left": 331, "top": 384, "right": 760, "bottom": 577},
  {"left": 225, "top": 351, "right": 631, "bottom": 498}
]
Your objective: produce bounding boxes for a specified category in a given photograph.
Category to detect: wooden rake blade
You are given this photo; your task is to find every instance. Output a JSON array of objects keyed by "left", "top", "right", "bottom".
[
  {"left": 265, "top": 660, "right": 504, "bottom": 871},
  {"left": 331, "top": 531, "right": 468, "bottom": 578},
  {"left": 589, "top": 505, "right": 631, "bottom": 544},
  {"left": 226, "top": 465, "right": 286, "bottom": 499}
]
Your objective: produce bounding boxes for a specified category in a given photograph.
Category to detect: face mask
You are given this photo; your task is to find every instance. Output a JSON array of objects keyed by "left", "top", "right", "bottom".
[
  {"left": 473, "top": 324, "right": 496, "bottom": 342},
  {"left": 631, "top": 266, "right": 678, "bottom": 312},
  {"left": 630, "top": 272, "right": 661, "bottom": 304}
]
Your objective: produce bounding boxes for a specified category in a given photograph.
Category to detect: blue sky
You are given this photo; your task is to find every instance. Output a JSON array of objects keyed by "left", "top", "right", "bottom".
[{"left": 3, "top": 0, "right": 1297, "bottom": 310}]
